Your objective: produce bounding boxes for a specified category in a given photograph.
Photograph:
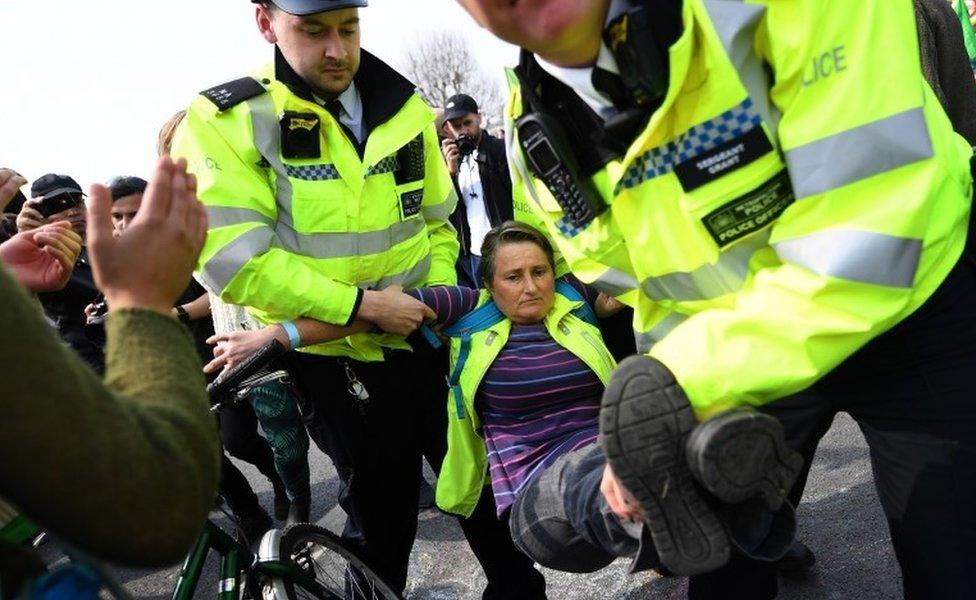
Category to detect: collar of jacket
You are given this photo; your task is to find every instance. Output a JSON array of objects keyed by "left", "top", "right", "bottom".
[{"left": 274, "top": 46, "right": 417, "bottom": 134}]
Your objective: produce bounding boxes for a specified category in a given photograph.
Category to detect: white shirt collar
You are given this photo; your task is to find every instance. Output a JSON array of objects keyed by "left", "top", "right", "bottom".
[{"left": 535, "top": 43, "right": 620, "bottom": 115}]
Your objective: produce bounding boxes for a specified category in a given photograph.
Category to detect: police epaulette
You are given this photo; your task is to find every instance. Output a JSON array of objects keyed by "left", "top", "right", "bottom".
[{"left": 199, "top": 77, "right": 267, "bottom": 112}]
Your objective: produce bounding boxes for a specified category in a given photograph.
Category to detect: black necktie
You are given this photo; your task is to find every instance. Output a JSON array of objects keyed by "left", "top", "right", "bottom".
[
  {"left": 324, "top": 99, "right": 343, "bottom": 122},
  {"left": 591, "top": 67, "right": 630, "bottom": 109}
]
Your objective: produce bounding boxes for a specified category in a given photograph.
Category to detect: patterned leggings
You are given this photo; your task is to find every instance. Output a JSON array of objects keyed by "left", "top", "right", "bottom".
[{"left": 245, "top": 374, "right": 311, "bottom": 502}]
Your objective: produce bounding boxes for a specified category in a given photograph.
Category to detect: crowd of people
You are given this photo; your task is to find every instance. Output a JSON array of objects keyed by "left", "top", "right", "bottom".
[{"left": 2, "top": 0, "right": 976, "bottom": 598}]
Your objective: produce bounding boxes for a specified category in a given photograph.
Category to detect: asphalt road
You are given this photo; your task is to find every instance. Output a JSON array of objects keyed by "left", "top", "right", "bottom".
[{"left": 47, "top": 412, "right": 898, "bottom": 599}]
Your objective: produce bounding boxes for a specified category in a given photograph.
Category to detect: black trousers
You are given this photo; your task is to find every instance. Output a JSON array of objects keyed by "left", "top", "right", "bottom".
[
  {"left": 690, "top": 257, "right": 976, "bottom": 600},
  {"left": 216, "top": 401, "right": 282, "bottom": 517},
  {"left": 287, "top": 342, "right": 545, "bottom": 597}
]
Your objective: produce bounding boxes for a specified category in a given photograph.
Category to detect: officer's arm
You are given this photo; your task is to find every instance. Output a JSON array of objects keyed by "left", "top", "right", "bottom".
[
  {"left": 649, "top": 4, "right": 973, "bottom": 418},
  {"left": 172, "top": 102, "right": 362, "bottom": 326},
  {"left": 420, "top": 123, "right": 461, "bottom": 286}
]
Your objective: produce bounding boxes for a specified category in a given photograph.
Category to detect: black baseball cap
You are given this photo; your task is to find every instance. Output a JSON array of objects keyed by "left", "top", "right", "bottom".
[
  {"left": 106, "top": 176, "right": 148, "bottom": 201},
  {"left": 252, "top": 0, "right": 367, "bottom": 15},
  {"left": 443, "top": 94, "right": 479, "bottom": 122},
  {"left": 30, "top": 173, "right": 84, "bottom": 201}
]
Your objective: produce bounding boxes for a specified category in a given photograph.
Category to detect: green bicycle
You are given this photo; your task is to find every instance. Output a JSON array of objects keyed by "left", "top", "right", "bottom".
[{"left": 166, "top": 339, "right": 403, "bottom": 599}]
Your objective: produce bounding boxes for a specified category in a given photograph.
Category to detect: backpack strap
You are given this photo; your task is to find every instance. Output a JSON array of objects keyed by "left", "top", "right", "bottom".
[{"left": 441, "top": 300, "right": 506, "bottom": 420}]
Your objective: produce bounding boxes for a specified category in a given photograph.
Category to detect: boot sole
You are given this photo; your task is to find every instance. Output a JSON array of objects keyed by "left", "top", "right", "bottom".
[
  {"left": 685, "top": 408, "right": 803, "bottom": 511},
  {"left": 600, "top": 356, "right": 730, "bottom": 576}
]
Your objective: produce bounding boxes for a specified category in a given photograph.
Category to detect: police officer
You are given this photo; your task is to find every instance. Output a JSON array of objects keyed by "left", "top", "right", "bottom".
[
  {"left": 172, "top": 1, "right": 546, "bottom": 595},
  {"left": 454, "top": 1, "right": 976, "bottom": 599}
]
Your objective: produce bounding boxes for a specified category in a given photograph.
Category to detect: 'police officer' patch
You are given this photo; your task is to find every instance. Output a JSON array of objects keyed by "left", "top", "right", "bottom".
[
  {"left": 702, "top": 170, "right": 794, "bottom": 248},
  {"left": 400, "top": 190, "right": 424, "bottom": 219}
]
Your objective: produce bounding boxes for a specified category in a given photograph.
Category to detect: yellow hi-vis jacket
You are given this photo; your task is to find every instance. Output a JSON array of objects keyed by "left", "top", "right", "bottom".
[
  {"left": 435, "top": 286, "right": 616, "bottom": 517},
  {"left": 173, "top": 51, "right": 459, "bottom": 362},
  {"left": 507, "top": 0, "right": 974, "bottom": 418}
]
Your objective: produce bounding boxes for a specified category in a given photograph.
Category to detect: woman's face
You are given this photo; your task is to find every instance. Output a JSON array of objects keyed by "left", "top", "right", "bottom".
[{"left": 487, "top": 241, "right": 556, "bottom": 325}]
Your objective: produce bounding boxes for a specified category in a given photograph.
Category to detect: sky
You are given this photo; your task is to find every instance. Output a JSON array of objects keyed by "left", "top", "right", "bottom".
[{"left": 0, "top": 1, "right": 518, "bottom": 191}]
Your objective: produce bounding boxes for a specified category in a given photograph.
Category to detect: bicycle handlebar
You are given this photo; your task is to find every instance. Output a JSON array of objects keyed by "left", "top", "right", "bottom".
[{"left": 207, "top": 338, "right": 287, "bottom": 408}]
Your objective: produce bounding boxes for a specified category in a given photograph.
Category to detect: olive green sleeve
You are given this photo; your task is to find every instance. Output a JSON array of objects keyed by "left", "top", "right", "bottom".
[{"left": 0, "top": 265, "right": 220, "bottom": 566}]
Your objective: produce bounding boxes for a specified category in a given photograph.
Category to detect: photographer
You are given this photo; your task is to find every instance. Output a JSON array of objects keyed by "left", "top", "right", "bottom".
[
  {"left": 0, "top": 169, "right": 28, "bottom": 243},
  {"left": 17, "top": 174, "right": 103, "bottom": 373},
  {"left": 440, "top": 94, "right": 513, "bottom": 288}
]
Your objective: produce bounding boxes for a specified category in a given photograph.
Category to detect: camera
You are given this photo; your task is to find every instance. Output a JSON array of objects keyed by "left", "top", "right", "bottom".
[
  {"left": 84, "top": 297, "right": 110, "bottom": 347},
  {"left": 455, "top": 134, "right": 477, "bottom": 158},
  {"left": 36, "top": 193, "right": 84, "bottom": 219}
]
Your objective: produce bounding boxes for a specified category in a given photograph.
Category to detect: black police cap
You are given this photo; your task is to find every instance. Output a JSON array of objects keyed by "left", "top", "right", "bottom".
[
  {"left": 443, "top": 94, "right": 480, "bottom": 122},
  {"left": 252, "top": 0, "right": 367, "bottom": 15},
  {"left": 30, "top": 173, "right": 84, "bottom": 201}
]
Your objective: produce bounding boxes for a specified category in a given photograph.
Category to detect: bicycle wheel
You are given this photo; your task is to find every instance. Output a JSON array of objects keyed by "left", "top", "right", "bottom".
[{"left": 278, "top": 523, "right": 403, "bottom": 600}]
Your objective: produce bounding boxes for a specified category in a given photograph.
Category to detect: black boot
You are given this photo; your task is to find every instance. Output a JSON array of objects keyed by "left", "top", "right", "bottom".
[
  {"left": 684, "top": 408, "right": 803, "bottom": 510},
  {"left": 775, "top": 540, "right": 816, "bottom": 573},
  {"left": 271, "top": 478, "right": 289, "bottom": 521},
  {"left": 599, "top": 355, "right": 730, "bottom": 576},
  {"left": 286, "top": 498, "right": 312, "bottom": 527}
]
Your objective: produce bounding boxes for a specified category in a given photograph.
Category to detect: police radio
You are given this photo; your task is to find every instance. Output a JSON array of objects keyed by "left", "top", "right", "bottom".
[{"left": 516, "top": 112, "right": 606, "bottom": 229}]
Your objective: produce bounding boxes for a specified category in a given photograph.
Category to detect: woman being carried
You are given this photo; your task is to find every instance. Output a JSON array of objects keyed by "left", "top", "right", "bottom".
[{"left": 209, "top": 222, "right": 799, "bottom": 577}]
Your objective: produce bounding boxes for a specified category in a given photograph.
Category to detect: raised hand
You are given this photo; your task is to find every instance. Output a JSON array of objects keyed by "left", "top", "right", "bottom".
[
  {"left": 0, "top": 222, "right": 82, "bottom": 292},
  {"left": 0, "top": 168, "right": 27, "bottom": 213},
  {"left": 86, "top": 156, "right": 208, "bottom": 316}
]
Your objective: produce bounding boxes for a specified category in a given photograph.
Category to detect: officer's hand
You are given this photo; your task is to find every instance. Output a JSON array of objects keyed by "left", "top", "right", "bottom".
[
  {"left": 358, "top": 285, "right": 437, "bottom": 337},
  {"left": 16, "top": 201, "right": 45, "bottom": 232},
  {"left": 440, "top": 137, "right": 460, "bottom": 177},
  {"left": 600, "top": 464, "right": 645, "bottom": 523},
  {"left": 87, "top": 156, "right": 208, "bottom": 316},
  {"left": 0, "top": 169, "right": 27, "bottom": 213},
  {"left": 595, "top": 293, "right": 626, "bottom": 319}
]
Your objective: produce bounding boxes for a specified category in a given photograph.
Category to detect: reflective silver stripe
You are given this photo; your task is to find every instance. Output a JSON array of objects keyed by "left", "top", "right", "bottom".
[
  {"left": 246, "top": 95, "right": 296, "bottom": 232},
  {"left": 640, "top": 231, "right": 769, "bottom": 302},
  {"left": 634, "top": 312, "right": 688, "bottom": 353},
  {"left": 219, "top": 578, "right": 237, "bottom": 593},
  {"left": 591, "top": 268, "right": 639, "bottom": 297},
  {"left": 702, "top": 0, "right": 781, "bottom": 139},
  {"left": 200, "top": 226, "right": 275, "bottom": 293},
  {"left": 367, "top": 253, "right": 432, "bottom": 290},
  {"left": 773, "top": 229, "right": 922, "bottom": 288},
  {"left": 276, "top": 219, "right": 426, "bottom": 259},
  {"left": 207, "top": 206, "right": 274, "bottom": 229},
  {"left": 785, "top": 108, "right": 934, "bottom": 199},
  {"left": 421, "top": 189, "right": 457, "bottom": 222}
]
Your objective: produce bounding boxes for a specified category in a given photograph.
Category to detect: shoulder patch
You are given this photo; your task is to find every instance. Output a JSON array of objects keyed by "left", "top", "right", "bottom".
[{"left": 199, "top": 77, "right": 267, "bottom": 112}]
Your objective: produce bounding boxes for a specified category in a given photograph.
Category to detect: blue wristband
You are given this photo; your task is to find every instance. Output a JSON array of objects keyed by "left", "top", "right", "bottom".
[{"left": 279, "top": 321, "right": 301, "bottom": 350}]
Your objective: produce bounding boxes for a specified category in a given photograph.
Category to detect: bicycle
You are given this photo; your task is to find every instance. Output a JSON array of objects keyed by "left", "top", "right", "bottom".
[{"left": 166, "top": 338, "right": 403, "bottom": 599}]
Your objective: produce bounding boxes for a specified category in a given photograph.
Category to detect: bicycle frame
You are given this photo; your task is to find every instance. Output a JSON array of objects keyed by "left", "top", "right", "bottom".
[{"left": 171, "top": 521, "right": 326, "bottom": 599}]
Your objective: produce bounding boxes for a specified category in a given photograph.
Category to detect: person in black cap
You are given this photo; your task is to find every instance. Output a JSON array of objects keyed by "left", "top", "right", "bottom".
[
  {"left": 440, "top": 93, "right": 514, "bottom": 289},
  {"left": 0, "top": 168, "right": 28, "bottom": 243},
  {"left": 171, "top": 1, "right": 546, "bottom": 596},
  {"left": 17, "top": 174, "right": 103, "bottom": 373}
]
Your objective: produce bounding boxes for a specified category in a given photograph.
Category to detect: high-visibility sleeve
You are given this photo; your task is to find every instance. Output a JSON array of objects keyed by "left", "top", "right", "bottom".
[
  {"left": 651, "top": 0, "right": 973, "bottom": 417},
  {"left": 419, "top": 123, "right": 460, "bottom": 286},
  {"left": 172, "top": 102, "right": 361, "bottom": 326}
]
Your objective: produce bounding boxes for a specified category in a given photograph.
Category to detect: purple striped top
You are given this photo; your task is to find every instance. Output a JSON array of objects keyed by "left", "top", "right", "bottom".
[{"left": 407, "top": 278, "right": 604, "bottom": 515}]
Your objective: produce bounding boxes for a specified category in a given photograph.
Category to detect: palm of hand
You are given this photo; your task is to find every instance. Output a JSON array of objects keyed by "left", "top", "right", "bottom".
[{"left": 0, "top": 233, "right": 70, "bottom": 292}]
